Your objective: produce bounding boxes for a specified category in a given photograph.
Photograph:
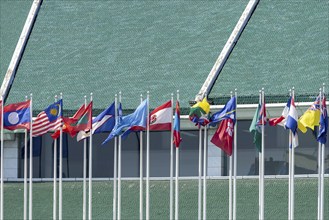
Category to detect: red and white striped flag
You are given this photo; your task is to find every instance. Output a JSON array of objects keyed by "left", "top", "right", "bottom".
[
  {"left": 32, "top": 100, "right": 62, "bottom": 137},
  {"left": 149, "top": 100, "right": 172, "bottom": 130}
]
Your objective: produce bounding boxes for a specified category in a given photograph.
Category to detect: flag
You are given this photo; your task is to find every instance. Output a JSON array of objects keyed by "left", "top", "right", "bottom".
[
  {"left": 269, "top": 97, "right": 291, "bottom": 126},
  {"left": 285, "top": 97, "right": 298, "bottom": 134},
  {"left": 173, "top": 101, "right": 181, "bottom": 148},
  {"left": 189, "top": 98, "right": 210, "bottom": 126},
  {"left": 249, "top": 104, "right": 261, "bottom": 152},
  {"left": 317, "top": 95, "right": 327, "bottom": 144},
  {"left": 211, "top": 118, "right": 234, "bottom": 156},
  {"left": 285, "top": 97, "right": 299, "bottom": 147},
  {"left": 298, "top": 95, "right": 320, "bottom": 133},
  {"left": 209, "top": 96, "right": 236, "bottom": 126},
  {"left": 102, "top": 99, "right": 148, "bottom": 144},
  {"left": 52, "top": 102, "right": 92, "bottom": 139},
  {"left": 77, "top": 102, "right": 116, "bottom": 141},
  {"left": 149, "top": 100, "right": 172, "bottom": 131},
  {"left": 32, "top": 99, "right": 63, "bottom": 137},
  {"left": 2, "top": 100, "right": 31, "bottom": 130}
]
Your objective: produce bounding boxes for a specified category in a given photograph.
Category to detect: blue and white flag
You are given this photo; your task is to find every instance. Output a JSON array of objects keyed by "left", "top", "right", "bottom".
[
  {"left": 77, "top": 102, "right": 115, "bottom": 141},
  {"left": 102, "top": 99, "right": 148, "bottom": 145}
]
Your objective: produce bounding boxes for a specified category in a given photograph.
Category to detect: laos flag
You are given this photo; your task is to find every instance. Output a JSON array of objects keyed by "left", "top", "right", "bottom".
[{"left": 3, "top": 100, "right": 31, "bottom": 130}]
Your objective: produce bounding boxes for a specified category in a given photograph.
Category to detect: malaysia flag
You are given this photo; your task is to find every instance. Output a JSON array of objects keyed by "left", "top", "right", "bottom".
[
  {"left": 149, "top": 100, "right": 172, "bottom": 131},
  {"left": 32, "top": 99, "right": 63, "bottom": 137}
]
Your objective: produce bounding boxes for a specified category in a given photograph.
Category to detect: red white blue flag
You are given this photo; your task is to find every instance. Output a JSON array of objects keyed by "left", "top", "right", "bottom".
[{"left": 173, "top": 101, "right": 181, "bottom": 148}]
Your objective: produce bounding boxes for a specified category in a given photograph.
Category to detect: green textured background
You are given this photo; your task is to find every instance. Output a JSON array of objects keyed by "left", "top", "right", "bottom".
[
  {"left": 5, "top": 0, "right": 247, "bottom": 112},
  {"left": 0, "top": 1, "right": 32, "bottom": 79},
  {"left": 3, "top": 178, "right": 329, "bottom": 219},
  {"left": 210, "top": 0, "right": 329, "bottom": 104}
]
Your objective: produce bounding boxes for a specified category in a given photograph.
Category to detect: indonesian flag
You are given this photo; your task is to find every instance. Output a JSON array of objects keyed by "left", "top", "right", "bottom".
[
  {"left": 149, "top": 100, "right": 172, "bottom": 131},
  {"left": 211, "top": 118, "right": 234, "bottom": 156}
]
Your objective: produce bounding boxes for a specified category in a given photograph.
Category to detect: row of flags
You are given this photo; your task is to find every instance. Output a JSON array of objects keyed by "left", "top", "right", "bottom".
[
  {"left": 0, "top": 98, "right": 182, "bottom": 147},
  {"left": 188, "top": 92, "right": 327, "bottom": 155}
]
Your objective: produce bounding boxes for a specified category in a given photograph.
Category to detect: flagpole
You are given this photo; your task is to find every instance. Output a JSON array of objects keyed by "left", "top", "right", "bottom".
[
  {"left": 139, "top": 94, "right": 144, "bottom": 220},
  {"left": 59, "top": 93, "right": 63, "bottom": 220},
  {"left": 198, "top": 126, "right": 202, "bottom": 220},
  {"left": 317, "top": 88, "right": 322, "bottom": 220},
  {"left": 53, "top": 95, "right": 58, "bottom": 220},
  {"left": 175, "top": 90, "right": 180, "bottom": 220},
  {"left": 229, "top": 91, "right": 233, "bottom": 220},
  {"left": 170, "top": 93, "right": 174, "bottom": 220},
  {"left": 258, "top": 90, "right": 262, "bottom": 220},
  {"left": 117, "top": 92, "right": 122, "bottom": 220},
  {"left": 88, "top": 93, "right": 93, "bottom": 220},
  {"left": 29, "top": 94, "right": 33, "bottom": 220},
  {"left": 233, "top": 89, "right": 237, "bottom": 220},
  {"left": 23, "top": 96, "right": 28, "bottom": 220},
  {"left": 83, "top": 95, "right": 87, "bottom": 220},
  {"left": 291, "top": 87, "right": 295, "bottom": 220},
  {"left": 261, "top": 88, "right": 265, "bottom": 220},
  {"left": 113, "top": 94, "right": 118, "bottom": 220},
  {"left": 320, "top": 83, "right": 325, "bottom": 220},
  {"left": 288, "top": 89, "right": 292, "bottom": 220},
  {"left": 0, "top": 95, "right": 4, "bottom": 220},
  {"left": 146, "top": 91, "right": 150, "bottom": 220},
  {"left": 203, "top": 122, "right": 208, "bottom": 220}
]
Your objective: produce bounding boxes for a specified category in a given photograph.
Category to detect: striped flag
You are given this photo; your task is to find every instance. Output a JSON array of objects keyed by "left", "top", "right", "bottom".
[
  {"left": 149, "top": 100, "right": 172, "bottom": 131},
  {"left": 32, "top": 100, "right": 62, "bottom": 137},
  {"left": 173, "top": 101, "right": 181, "bottom": 148}
]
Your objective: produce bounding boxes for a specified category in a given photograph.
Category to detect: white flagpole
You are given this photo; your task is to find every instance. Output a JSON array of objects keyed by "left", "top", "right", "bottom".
[
  {"left": 29, "top": 94, "right": 33, "bottom": 220},
  {"left": 287, "top": 89, "right": 292, "bottom": 220},
  {"left": 261, "top": 88, "right": 265, "bottom": 220},
  {"left": 258, "top": 90, "right": 262, "bottom": 220},
  {"left": 317, "top": 88, "right": 322, "bottom": 220},
  {"left": 291, "top": 88, "right": 295, "bottom": 220},
  {"left": 117, "top": 92, "right": 122, "bottom": 220},
  {"left": 320, "top": 83, "right": 325, "bottom": 220},
  {"left": 59, "top": 93, "right": 63, "bottom": 220},
  {"left": 88, "top": 93, "right": 93, "bottom": 220},
  {"left": 24, "top": 96, "right": 28, "bottom": 220},
  {"left": 175, "top": 90, "right": 180, "bottom": 220},
  {"left": 113, "top": 94, "right": 118, "bottom": 220},
  {"left": 53, "top": 95, "right": 58, "bottom": 220},
  {"left": 170, "top": 93, "right": 174, "bottom": 220},
  {"left": 83, "top": 95, "right": 87, "bottom": 220},
  {"left": 203, "top": 123, "right": 208, "bottom": 220},
  {"left": 146, "top": 91, "right": 150, "bottom": 220},
  {"left": 233, "top": 89, "right": 237, "bottom": 220},
  {"left": 139, "top": 94, "right": 143, "bottom": 220},
  {"left": 229, "top": 91, "right": 233, "bottom": 220},
  {"left": 0, "top": 95, "right": 4, "bottom": 220},
  {"left": 198, "top": 126, "right": 202, "bottom": 220}
]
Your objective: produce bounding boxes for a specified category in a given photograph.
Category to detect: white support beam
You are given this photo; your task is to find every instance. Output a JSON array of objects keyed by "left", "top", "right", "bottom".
[
  {"left": 195, "top": 0, "right": 259, "bottom": 102},
  {"left": 0, "top": 0, "right": 42, "bottom": 100}
]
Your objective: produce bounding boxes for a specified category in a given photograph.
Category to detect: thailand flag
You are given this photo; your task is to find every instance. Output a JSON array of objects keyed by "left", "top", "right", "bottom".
[
  {"left": 149, "top": 100, "right": 172, "bottom": 131},
  {"left": 2, "top": 100, "right": 31, "bottom": 130}
]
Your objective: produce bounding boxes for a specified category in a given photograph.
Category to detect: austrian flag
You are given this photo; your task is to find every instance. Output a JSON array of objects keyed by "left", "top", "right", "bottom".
[{"left": 149, "top": 100, "right": 172, "bottom": 131}]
